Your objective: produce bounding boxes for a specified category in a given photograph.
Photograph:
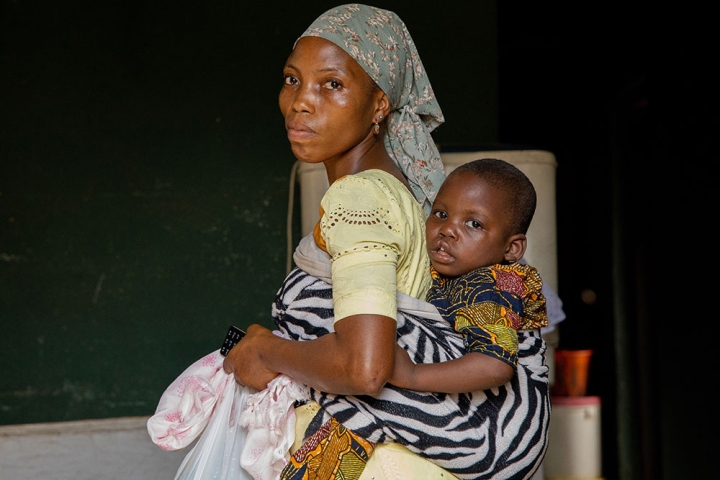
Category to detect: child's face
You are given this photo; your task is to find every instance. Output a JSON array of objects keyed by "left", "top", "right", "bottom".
[{"left": 426, "top": 171, "right": 513, "bottom": 277}]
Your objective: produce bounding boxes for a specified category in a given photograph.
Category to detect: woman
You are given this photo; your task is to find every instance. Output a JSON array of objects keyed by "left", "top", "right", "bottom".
[{"left": 224, "top": 4, "right": 549, "bottom": 480}]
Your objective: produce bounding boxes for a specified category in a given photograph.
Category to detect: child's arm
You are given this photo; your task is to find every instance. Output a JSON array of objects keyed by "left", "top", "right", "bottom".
[{"left": 389, "top": 344, "right": 514, "bottom": 393}]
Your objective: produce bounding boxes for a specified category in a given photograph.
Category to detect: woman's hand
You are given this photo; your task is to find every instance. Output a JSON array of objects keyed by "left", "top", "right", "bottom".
[
  {"left": 222, "top": 315, "right": 398, "bottom": 395},
  {"left": 222, "top": 323, "right": 280, "bottom": 390}
]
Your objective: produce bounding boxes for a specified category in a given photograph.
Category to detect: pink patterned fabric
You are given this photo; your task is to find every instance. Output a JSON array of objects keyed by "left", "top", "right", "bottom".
[
  {"left": 239, "top": 374, "right": 310, "bottom": 478},
  {"left": 148, "top": 350, "right": 231, "bottom": 451},
  {"left": 147, "top": 349, "right": 310, "bottom": 479}
]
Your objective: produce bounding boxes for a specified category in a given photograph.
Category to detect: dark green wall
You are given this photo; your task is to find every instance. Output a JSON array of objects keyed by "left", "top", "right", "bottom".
[{"left": 0, "top": 1, "right": 498, "bottom": 425}]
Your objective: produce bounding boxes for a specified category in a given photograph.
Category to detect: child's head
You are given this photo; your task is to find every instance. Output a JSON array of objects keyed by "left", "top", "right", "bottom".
[{"left": 426, "top": 158, "right": 537, "bottom": 278}]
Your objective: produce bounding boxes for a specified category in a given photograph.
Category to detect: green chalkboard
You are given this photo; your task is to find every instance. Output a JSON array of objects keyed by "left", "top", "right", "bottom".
[{"left": 0, "top": 0, "right": 497, "bottom": 425}]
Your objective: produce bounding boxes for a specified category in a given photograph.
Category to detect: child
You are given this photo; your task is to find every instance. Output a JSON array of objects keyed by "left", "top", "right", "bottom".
[{"left": 390, "top": 157, "right": 548, "bottom": 394}]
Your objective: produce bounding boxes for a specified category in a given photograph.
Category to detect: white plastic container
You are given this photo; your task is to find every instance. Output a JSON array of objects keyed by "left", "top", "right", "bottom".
[{"left": 544, "top": 396, "right": 603, "bottom": 480}]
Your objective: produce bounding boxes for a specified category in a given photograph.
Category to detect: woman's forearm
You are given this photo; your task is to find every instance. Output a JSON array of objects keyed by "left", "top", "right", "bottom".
[{"left": 226, "top": 315, "right": 397, "bottom": 395}]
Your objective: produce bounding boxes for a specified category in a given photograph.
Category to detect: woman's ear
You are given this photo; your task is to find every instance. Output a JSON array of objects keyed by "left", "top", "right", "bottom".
[
  {"left": 375, "top": 91, "right": 391, "bottom": 121},
  {"left": 503, "top": 234, "right": 527, "bottom": 263}
]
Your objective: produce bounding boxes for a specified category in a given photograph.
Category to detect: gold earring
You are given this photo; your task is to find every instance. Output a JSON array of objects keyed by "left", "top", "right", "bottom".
[{"left": 373, "top": 122, "right": 380, "bottom": 134}]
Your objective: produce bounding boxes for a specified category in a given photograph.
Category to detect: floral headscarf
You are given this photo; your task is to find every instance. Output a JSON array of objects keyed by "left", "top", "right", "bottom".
[{"left": 300, "top": 3, "right": 446, "bottom": 214}]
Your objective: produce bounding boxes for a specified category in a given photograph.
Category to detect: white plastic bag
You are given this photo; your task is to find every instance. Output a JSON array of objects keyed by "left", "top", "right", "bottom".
[
  {"left": 174, "top": 374, "right": 253, "bottom": 480},
  {"left": 147, "top": 347, "right": 310, "bottom": 480},
  {"left": 148, "top": 351, "right": 232, "bottom": 451},
  {"left": 147, "top": 350, "right": 254, "bottom": 479},
  {"left": 238, "top": 374, "right": 309, "bottom": 478}
]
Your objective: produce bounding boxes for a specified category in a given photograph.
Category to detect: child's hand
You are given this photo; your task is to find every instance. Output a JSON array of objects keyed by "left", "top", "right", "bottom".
[{"left": 388, "top": 344, "right": 417, "bottom": 389}]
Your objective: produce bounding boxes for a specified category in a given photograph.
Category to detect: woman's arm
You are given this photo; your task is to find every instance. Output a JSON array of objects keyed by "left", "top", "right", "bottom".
[
  {"left": 223, "top": 313, "right": 397, "bottom": 395},
  {"left": 389, "top": 344, "right": 514, "bottom": 393},
  {"left": 225, "top": 174, "right": 419, "bottom": 394}
]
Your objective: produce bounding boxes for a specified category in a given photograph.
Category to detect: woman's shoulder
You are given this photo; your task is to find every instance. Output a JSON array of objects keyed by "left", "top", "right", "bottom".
[
  {"left": 320, "top": 169, "right": 426, "bottom": 251},
  {"left": 328, "top": 169, "right": 418, "bottom": 206}
]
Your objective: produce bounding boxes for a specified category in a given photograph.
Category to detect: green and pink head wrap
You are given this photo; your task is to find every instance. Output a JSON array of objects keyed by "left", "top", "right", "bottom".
[{"left": 300, "top": 3, "right": 446, "bottom": 213}]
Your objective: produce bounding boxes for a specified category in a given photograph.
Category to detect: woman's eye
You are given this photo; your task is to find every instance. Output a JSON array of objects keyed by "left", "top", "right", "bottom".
[
  {"left": 283, "top": 75, "right": 298, "bottom": 86},
  {"left": 323, "top": 79, "right": 341, "bottom": 90}
]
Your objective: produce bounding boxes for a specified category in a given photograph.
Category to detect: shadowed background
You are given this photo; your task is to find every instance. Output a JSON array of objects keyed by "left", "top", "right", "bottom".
[{"left": 0, "top": 1, "right": 712, "bottom": 479}]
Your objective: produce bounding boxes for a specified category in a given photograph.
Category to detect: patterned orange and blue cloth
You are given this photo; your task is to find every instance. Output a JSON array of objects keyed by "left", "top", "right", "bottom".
[
  {"left": 281, "top": 416, "right": 374, "bottom": 480},
  {"left": 428, "top": 263, "right": 548, "bottom": 368}
]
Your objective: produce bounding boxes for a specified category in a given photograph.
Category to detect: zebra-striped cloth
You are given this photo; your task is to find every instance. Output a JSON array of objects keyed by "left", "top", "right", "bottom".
[{"left": 274, "top": 235, "right": 551, "bottom": 480}]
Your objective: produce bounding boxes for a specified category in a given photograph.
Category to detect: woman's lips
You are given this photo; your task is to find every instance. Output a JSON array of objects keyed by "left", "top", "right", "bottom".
[{"left": 286, "top": 121, "right": 316, "bottom": 141}]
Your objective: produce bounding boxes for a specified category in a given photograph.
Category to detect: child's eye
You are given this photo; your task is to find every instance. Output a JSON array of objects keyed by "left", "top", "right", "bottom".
[
  {"left": 432, "top": 210, "right": 447, "bottom": 220},
  {"left": 466, "top": 220, "right": 482, "bottom": 229},
  {"left": 323, "top": 79, "right": 341, "bottom": 90}
]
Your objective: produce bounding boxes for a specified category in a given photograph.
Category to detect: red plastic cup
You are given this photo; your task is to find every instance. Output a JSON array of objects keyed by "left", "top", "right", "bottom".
[{"left": 551, "top": 349, "right": 593, "bottom": 397}]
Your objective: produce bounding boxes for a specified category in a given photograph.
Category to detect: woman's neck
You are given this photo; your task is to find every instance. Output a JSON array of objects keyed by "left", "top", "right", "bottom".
[{"left": 324, "top": 140, "right": 411, "bottom": 191}]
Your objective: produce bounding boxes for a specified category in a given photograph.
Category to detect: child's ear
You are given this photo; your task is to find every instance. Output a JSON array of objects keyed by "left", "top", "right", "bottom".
[{"left": 503, "top": 234, "right": 527, "bottom": 263}]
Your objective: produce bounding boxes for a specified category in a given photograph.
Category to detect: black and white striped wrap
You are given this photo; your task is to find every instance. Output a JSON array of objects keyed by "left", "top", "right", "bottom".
[{"left": 271, "top": 235, "right": 551, "bottom": 480}]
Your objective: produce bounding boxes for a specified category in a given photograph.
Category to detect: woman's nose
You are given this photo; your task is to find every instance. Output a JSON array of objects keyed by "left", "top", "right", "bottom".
[{"left": 292, "top": 86, "right": 315, "bottom": 113}]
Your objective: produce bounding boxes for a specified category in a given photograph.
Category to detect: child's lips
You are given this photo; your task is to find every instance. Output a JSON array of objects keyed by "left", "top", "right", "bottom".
[{"left": 430, "top": 245, "right": 454, "bottom": 263}]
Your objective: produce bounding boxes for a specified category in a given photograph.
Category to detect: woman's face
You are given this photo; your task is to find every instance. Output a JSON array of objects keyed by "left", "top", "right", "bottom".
[{"left": 278, "top": 36, "right": 380, "bottom": 165}]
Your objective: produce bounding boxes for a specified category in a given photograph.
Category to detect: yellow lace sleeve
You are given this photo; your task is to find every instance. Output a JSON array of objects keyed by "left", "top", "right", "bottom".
[{"left": 318, "top": 170, "right": 430, "bottom": 322}]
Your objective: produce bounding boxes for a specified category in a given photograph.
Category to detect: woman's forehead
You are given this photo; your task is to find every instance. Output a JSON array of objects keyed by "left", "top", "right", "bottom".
[
  {"left": 290, "top": 37, "right": 348, "bottom": 64},
  {"left": 287, "top": 37, "right": 371, "bottom": 80}
]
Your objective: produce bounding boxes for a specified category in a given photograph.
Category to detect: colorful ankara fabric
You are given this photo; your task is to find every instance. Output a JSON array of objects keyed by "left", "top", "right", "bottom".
[
  {"left": 280, "top": 416, "right": 375, "bottom": 480},
  {"left": 428, "top": 263, "right": 548, "bottom": 368},
  {"left": 300, "top": 3, "right": 446, "bottom": 214}
]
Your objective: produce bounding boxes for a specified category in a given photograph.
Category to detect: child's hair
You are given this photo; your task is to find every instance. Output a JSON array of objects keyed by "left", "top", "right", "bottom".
[{"left": 449, "top": 158, "right": 537, "bottom": 235}]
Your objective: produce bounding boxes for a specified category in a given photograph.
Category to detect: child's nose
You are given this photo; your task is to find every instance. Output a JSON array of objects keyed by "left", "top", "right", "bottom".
[{"left": 438, "top": 222, "right": 457, "bottom": 239}]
